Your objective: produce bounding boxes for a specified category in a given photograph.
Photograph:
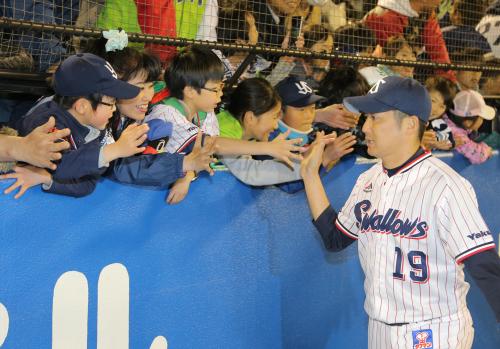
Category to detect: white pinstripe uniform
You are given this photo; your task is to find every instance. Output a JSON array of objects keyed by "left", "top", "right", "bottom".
[
  {"left": 145, "top": 101, "right": 220, "bottom": 154},
  {"left": 336, "top": 151, "right": 496, "bottom": 349}
]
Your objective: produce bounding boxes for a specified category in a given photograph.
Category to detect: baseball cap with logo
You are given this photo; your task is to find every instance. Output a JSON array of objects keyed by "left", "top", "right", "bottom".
[
  {"left": 343, "top": 76, "right": 431, "bottom": 123},
  {"left": 276, "top": 76, "right": 326, "bottom": 108},
  {"left": 450, "top": 90, "right": 496, "bottom": 120},
  {"left": 53, "top": 53, "right": 140, "bottom": 99}
]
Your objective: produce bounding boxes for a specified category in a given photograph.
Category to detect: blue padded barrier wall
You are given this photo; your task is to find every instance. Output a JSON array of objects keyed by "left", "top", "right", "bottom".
[{"left": 0, "top": 153, "right": 498, "bottom": 348}]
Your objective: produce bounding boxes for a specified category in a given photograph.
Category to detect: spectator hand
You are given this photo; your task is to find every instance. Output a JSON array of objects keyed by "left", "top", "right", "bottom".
[
  {"left": 454, "top": 135, "right": 467, "bottom": 148},
  {"left": 432, "top": 140, "right": 453, "bottom": 151},
  {"left": 322, "top": 132, "right": 356, "bottom": 167},
  {"left": 422, "top": 130, "right": 442, "bottom": 150},
  {"left": 245, "top": 12, "right": 258, "bottom": 45},
  {"left": 315, "top": 104, "right": 359, "bottom": 130},
  {"left": 166, "top": 173, "right": 193, "bottom": 205},
  {"left": 114, "top": 123, "right": 149, "bottom": 158},
  {"left": 183, "top": 132, "right": 216, "bottom": 175},
  {"left": 0, "top": 165, "right": 52, "bottom": 199},
  {"left": 269, "top": 130, "right": 306, "bottom": 167},
  {"left": 16, "top": 116, "right": 70, "bottom": 170}
]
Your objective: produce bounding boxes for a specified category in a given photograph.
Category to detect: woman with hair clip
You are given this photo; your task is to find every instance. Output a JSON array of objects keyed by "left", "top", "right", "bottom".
[{"left": 85, "top": 30, "right": 215, "bottom": 189}]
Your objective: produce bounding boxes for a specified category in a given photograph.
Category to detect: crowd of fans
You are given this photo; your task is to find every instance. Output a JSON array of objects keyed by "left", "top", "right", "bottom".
[{"left": 0, "top": 0, "right": 499, "bottom": 201}]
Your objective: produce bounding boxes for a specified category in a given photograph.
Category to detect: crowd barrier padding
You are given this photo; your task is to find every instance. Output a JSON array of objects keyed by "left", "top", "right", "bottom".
[{"left": 0, "top": 153, "right": 499, "bottom": 348}]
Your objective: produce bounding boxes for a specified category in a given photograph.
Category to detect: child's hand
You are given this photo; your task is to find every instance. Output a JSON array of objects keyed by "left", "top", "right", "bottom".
[
  {"left": 322, "top": 132, "right": 356, "bottom": 167},
  {"left": 245, "top": 12, "right": 258, "bottom": 45},
  {"left": 295, "top": 34, "right": 305, "bottom": 50},
  {"left": 432, "top": 140, "right": 453, "bottom": 151},
  {"left": 269, "top": 130, "right": 306, "bottom": 167},
  {"left": 315, "top": 104, "right": 359, "bottom": 130},
  {"left": 105, "top": 123, "right": 149, "bottom": 162},
  {"left": 117, "top": 123, "right": 149, "bottom": 157},
  {"left": 454, "top": 135, "right": 467, "bottom": 148},
  {"left": 421, "top": 130, "right": 437, "bottom": 150},
  {"left": 166, "top": 172, "right": 194, "bottom": 205},
  {"left": 16, "top": 116, "right": 70, "bottom": 170},
  {"left": 0, "top": 165, "right": 52, "bottom": 199},
  {"left": 183, "top": 132, "right": 216, "bottom": 175}
]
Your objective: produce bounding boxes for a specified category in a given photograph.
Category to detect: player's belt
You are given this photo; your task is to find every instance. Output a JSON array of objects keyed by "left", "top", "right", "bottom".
[{"left": 386, "top": 322, "right": 409, "bottom": 326}]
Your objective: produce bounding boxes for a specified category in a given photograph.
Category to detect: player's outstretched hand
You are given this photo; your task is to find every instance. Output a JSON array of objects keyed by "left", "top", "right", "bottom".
[
  {"left": 301, "top": 137, "right": 327, "bottom": 180},
  {"left": 0, "top": 165, "right": 52, "bottom": 199},
  {"left": 183, "top": 132, "right": 216, "bottom": 175},
  {"left": 315, "top": 104, "right": 359, "bottom": 130},
  {"left": 269, "top": 130, "right": 306, "bottom": 168},
  {"left": 15, "top": 116, "right": 70, "bottom": 170}
]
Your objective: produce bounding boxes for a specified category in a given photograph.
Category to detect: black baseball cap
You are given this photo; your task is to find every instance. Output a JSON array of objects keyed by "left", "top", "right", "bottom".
[
  {"left": 343, "top": 76, "right": 431, "bottom": 122},
  {"left": 276, "top": 76, "right": 326, "bottom": 108},
  {"left": 53, "top": 53, "right": 140, "bottom": 99}
]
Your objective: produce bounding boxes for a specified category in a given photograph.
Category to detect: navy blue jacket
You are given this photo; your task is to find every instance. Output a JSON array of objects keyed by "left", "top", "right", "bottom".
[
  {"left": 18, "top": 101, "right": 106, "bottom": 197},
  {"left": 106, "top": 117, "right": 185, "bottom": 188}
]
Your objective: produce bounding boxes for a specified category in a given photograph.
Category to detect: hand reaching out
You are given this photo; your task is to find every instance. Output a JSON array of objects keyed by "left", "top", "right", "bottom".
[
  {"left": 315, "top": 104, "right": 359, "bottom": 130},
  {"left": 183, "top": 132, "right": 216, "bottom": 175},
  {"left": 322, "top": 132, "right": 357, "bottom": 167},
  {"left": 14, "top": 116, "right": 71, "bottom": 170},
  {"left": 269, "top": 130, "right": 306, "bottom": 167},
  {"left": 0, "top": 165, "right": 52, "bottom": 199},
  {"left": 166, "top": 172, "right": 194, "bottom": 205}
]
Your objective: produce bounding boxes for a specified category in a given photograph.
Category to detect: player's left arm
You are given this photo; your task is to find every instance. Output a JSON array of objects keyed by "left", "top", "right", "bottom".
[
  {"left": 463, "top": 250, "right": 500, "bottom": 323},
  {"left": 437, "top": 178, "right": 499, "bottom": 321}
]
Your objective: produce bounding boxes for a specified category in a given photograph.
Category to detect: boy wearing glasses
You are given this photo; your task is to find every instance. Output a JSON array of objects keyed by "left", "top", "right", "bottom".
[
  {"left": 145, "top": 46, "right": 305, "bottom": 204},
  {"left": 16, "top": 53, "right": 149, "bottom": 197}
]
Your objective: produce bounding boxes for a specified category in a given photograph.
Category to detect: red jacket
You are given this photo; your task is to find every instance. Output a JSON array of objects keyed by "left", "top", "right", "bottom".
[
  {"left": 136, "top": 0, "right": 177, "bottom": 63},
  {"left": 364, "top": 7, "right": 456, "bottom": 81}
]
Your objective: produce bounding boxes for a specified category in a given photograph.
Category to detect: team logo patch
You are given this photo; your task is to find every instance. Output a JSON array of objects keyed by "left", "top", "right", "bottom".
[
  {"left": 353, "top": 200, "right": 429, "bottom": 239},
  {"left": 412, "top": 329, "right": 433, "bottom": 349}
]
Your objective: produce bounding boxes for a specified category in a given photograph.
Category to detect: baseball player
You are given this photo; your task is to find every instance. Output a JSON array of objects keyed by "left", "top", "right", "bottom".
[{"left": 301, "top": 76, "right": 500, "bottom": 348}]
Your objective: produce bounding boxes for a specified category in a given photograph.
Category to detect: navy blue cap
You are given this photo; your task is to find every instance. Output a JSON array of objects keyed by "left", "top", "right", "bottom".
[
  {"left": 53, "top": 53, "right": 140, "bottom": 99},
  {"left": 343, "top": 76, "right": 431, "bottom": 122},
  {"left": 276, "top": 76, "right": 325, "bottom": 108}
]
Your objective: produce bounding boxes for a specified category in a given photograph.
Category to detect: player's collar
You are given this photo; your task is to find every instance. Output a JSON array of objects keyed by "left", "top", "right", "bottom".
[{"left": 383, "top": 147, "right": 432, "bottom": 177}]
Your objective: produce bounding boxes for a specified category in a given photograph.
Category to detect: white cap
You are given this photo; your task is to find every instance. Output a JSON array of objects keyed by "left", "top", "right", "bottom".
[{"left": 451, "top": 90, "right": 496, "bottom": 120}]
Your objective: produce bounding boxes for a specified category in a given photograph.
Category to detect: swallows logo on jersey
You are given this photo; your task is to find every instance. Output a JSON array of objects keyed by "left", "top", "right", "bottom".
[
  {"left": 354, "top": 200, "right": 429, "bottom": 239},
  {"left": 412, "top": 329, "right": 433, "bottom": 349}
]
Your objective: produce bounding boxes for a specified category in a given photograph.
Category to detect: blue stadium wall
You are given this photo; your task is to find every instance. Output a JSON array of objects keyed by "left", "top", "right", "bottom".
[{"left": 0, "top": 153, "right": 498, "bottom": 348}]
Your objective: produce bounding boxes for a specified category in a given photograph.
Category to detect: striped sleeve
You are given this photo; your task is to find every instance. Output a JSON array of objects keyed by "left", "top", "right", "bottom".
[
  {"left": 146, "top": 105, "right": 200, "bottom": 154},
  {"left": 437, "top": 177, "right": 496, "bottom": 263},
  {"left": 335, "top": 173, "right": 368, "bottom": 240}
]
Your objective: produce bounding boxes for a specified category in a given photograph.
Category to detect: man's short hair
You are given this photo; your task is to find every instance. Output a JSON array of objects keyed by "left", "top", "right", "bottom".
[
  {"left": 164, "top": 46, "right": 225, "bottom": 99},
  {"left": 394, "top": 110, "right": 426, "bottom": 141}
]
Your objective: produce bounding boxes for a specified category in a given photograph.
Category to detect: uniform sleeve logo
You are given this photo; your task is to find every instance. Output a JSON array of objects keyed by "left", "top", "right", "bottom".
[
  {"left": 412, "top": 329, "right": 433, "bottom": 349},
  {"left": 353, "top": 200, "right": 429, "bottom": 239}
]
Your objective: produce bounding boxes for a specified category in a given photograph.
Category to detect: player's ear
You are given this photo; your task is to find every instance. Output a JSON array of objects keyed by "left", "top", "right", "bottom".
[{"left": 405, "top": 115, "right": 420, "bottom": 135}]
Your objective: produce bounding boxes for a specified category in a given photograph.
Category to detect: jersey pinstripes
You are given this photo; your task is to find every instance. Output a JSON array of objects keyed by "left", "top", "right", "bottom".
[
  {"left": 368, "top": 310, "right": 474, "bottom": 349},
  {"left": 336, "top": 154, "right": 495, "bottom": 324},
  {"left": 146, "top": 104, "right": 220, "bottom": 154}
]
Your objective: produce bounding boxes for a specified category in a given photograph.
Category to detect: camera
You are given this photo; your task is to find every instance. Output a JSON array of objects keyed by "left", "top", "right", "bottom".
[{"left": 309, "top": 113, "right": 375, "bottom": 159}]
